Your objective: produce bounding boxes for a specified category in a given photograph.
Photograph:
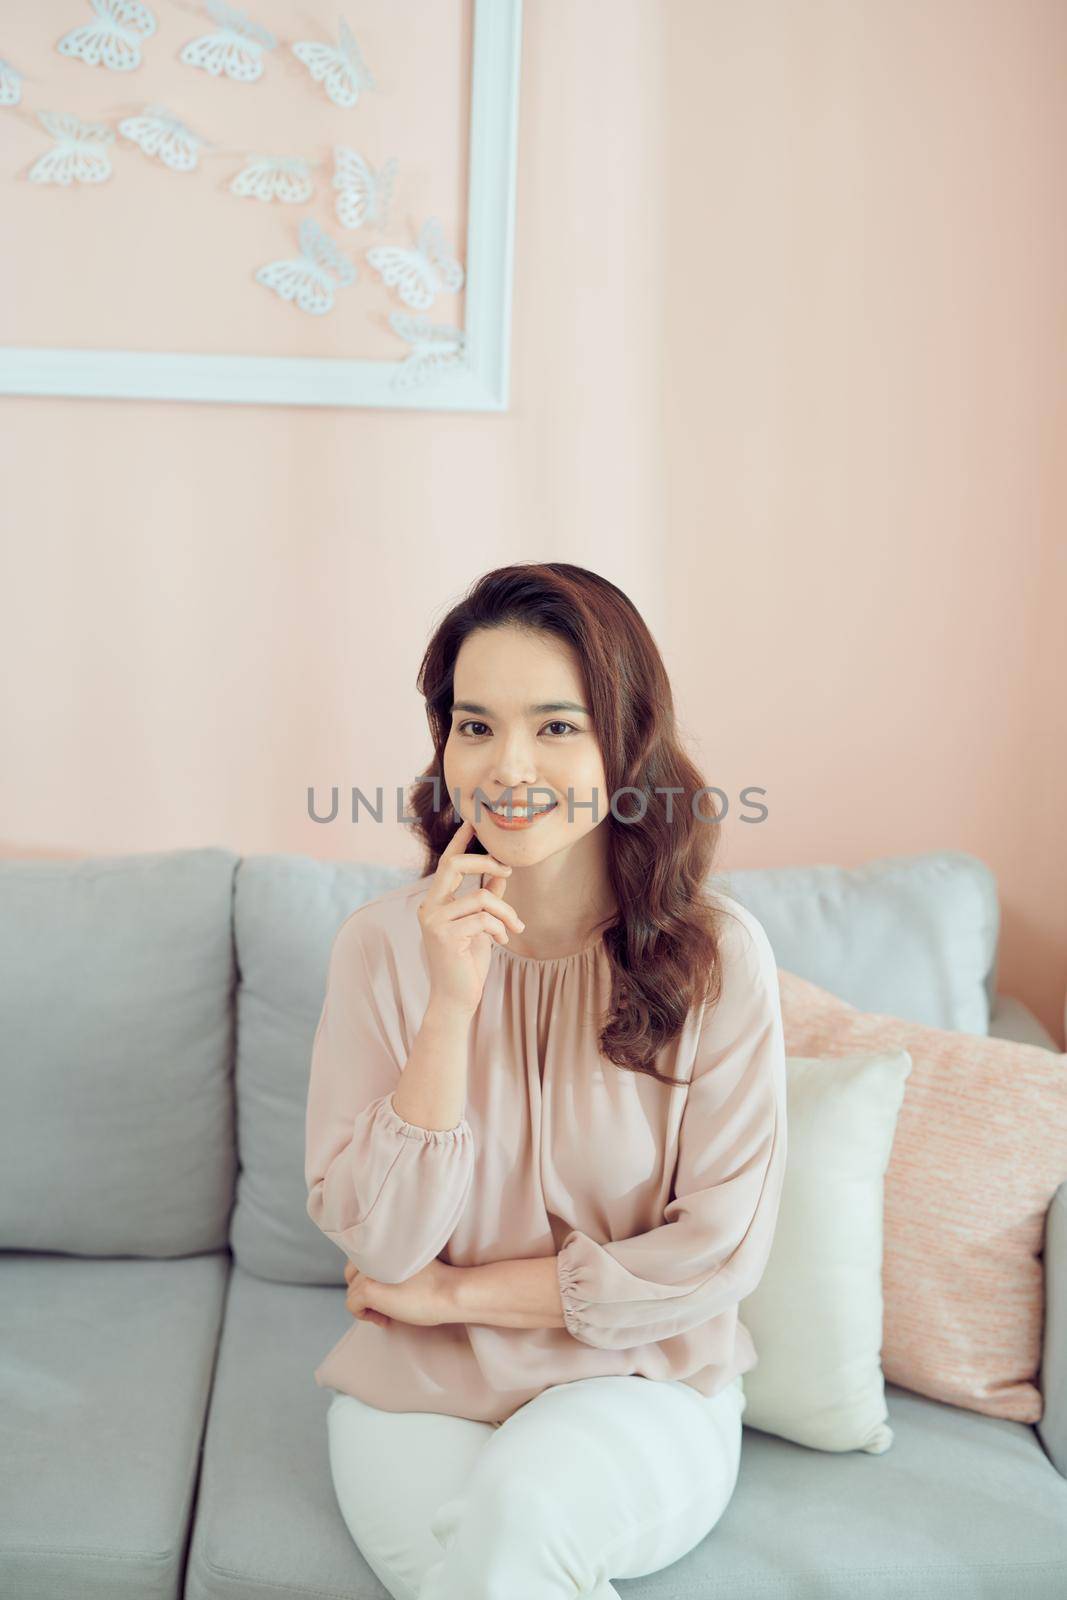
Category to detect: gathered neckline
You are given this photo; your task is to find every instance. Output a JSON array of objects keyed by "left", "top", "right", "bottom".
[{"left": 492, "top": 931, "right": 607, "bottom": 966}]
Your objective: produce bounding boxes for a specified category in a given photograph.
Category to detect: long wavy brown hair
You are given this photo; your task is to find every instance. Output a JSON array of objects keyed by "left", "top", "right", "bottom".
[{"left": 406, "top": 563, "right": 741, "bottom": 1088}]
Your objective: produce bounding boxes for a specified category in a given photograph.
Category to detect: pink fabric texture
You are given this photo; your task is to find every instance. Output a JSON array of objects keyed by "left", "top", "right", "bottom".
[
  {"left": 778, "top": 967, "right": 1067, "bottom": 1424},
  {"left": 304, "top": 873, "right": 788, "bottom": 1425}
]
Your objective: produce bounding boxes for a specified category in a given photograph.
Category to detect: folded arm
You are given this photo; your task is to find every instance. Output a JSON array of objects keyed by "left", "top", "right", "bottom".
[
  {"left": 305, "top": 911, "right": 475, "bottom": 1283},
  {"left": 554, "top": 906, "right": 788, "bottom": 1351}
]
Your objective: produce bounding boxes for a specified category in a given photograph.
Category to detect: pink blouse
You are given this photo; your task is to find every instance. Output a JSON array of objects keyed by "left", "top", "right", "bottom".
[{"left": 304, "top": 871, "right": 787, "bottom": 1425}]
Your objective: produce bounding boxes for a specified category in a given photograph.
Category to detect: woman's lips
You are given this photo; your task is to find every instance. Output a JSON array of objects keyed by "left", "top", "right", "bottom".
[{"left": 483, "top": 802, "right": 558, "bottom": 831}]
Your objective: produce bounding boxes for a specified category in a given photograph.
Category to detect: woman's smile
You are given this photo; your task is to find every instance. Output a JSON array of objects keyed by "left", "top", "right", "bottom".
[{"left": 483, "top": 800, "right": 559, "bottom": 831}]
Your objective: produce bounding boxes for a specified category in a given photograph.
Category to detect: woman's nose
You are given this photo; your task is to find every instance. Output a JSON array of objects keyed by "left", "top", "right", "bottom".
[
  {"left": 491, "top": 774, "right": 538, "bottom": 793},
  {"left": 490, "top": 749, "right": 538, "bottom": 786}
]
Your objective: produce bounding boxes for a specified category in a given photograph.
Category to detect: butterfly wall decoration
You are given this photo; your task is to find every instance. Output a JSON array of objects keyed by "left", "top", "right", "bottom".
[
  {"left": 57, "top": 0, "right": 158, "bottom": 73},
  {"left": 28, "top": 111, "right": 114, "bottom": 185},
  {"left": 256, "top": 216, "right": 358, "bottom": 315},
  {"left": 3, "top": 0, "right": 522, "bottom": 410},
  {"left": 230, "top": 155, "right": 315, "bottom": 204},
  {"left": 332, "top": 148, "right": 397, "bottom": 230},
  {"left": 365, "top": 217, "right": 464, "bottom": 310},
  {"left": 118, "top": 104, "right": 205, "bottom": 171},
  {"left": 291, "top": 16, "right": 374, "bottom": 109},
  {"left": 0, "top": 58, "right": 24, "bottom": 105},
  {"left": 388, "top": 312, "right": 467, "bottom": 391},
  {"left": 180, "top": 0, "right": 278, "bottom": 84}
]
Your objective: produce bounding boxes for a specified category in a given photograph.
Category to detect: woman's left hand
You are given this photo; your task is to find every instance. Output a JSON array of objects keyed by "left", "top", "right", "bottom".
[{"left": 344, "top": 1257, "right": 457, "bottom": 1328}]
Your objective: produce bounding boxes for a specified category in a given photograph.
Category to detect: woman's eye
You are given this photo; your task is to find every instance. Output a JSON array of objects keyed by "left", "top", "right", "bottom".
[{"left": 456, "top": 720, "right": 579, "bottom": 738}]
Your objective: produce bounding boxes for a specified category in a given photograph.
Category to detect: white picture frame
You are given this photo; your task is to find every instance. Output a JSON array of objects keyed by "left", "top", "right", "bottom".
[{"left": 0, "top": 0, "right": 522, "bottom": 413}]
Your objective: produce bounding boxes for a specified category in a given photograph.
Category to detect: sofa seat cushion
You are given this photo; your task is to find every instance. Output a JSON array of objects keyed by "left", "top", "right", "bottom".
[
  {"left": 183, "top": 1262, "right": 370, "bottom": 1600},
  {"left": 0, "top": 1250, "right": 231, "bottom": 1600},
  {"left": 188, "top": 1266, "right": 1067, "bottom": 1600},
  {"left": 691, "top": 1385, "right": 1067, "bottom": 1599}
]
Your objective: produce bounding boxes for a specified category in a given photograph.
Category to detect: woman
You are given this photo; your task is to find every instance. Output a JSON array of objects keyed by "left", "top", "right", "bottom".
[{"left": 305, "top": 563, "right": 787, "bottom": 1600}]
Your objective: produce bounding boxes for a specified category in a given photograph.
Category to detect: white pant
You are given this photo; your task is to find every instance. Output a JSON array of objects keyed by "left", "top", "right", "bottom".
[{"left": 326, "top": 1372, "right": 746, "bottom": 1600}]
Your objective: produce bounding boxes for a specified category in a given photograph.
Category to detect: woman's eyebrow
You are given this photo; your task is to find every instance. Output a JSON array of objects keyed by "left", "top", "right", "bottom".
[{"left": 450, "top": 700, "right": 590, "bottom": 716}]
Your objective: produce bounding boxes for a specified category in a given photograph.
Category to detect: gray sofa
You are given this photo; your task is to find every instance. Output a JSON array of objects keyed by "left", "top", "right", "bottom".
[{"left": 1, "top": 846, "right": 1064, "bottom": 1600}]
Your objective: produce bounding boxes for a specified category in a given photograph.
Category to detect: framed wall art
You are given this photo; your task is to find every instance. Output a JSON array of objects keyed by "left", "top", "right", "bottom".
[{"left": 0, "top": 0, "right": 522, "bottom": 411}]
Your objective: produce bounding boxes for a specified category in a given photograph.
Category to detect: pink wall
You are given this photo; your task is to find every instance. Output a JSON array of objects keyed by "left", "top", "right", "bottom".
[{"left": 1, "top": 0, "right": 1063, "bottom": 1044}]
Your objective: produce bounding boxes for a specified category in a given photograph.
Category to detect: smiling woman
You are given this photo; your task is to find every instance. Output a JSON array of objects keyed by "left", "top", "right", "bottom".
[
  {"left": 408, "top": 563, "right": 739, "bottom": 1045},
  {"left": 437, "top": 623, "right": 619, "bottom": 961},
  {"left": 307, "top": 562, "right": 787, "bottom": 1600}
]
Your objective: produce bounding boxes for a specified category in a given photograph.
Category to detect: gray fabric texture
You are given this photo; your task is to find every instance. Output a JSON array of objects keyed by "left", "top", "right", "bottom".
[
  {"left": 0, "top": 847, "right": 238, "bottom": 1256},
  {"left": 715, "top": 849, "right": 998, "bottom": 1034},
  {"left": 229, "top": 854, "right": 417, "bottom": 1284},
  {"left": 0, "top": 1250, "right": 230, "bottom": 1600}
]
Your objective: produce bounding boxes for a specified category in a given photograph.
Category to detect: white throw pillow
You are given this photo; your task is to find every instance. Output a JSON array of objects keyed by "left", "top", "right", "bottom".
[{"left": 738, "top": 1050, "right": 913, "bottom": 1453}]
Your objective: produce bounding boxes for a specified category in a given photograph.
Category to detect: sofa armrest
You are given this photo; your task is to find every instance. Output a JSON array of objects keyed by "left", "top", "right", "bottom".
[
  {"left": 988, "top": 993, "right": 1059, "bottom": 1052},
  {"left": 1038, "top": 1181, "right": 1067, "bottom": 1478},
  {"left": 988, "top": 996, "right": 1064, "bottom": 1474}
]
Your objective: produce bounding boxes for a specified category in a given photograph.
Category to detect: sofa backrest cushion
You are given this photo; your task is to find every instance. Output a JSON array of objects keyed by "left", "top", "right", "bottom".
[
  {"left": 0, "top": 848, "right": 238, "bottom": 1256},
  {"left": 230, "top": 854, "right": 416, "bottom": 1282},
  {"left": 714, "top": 849, "right": 998, "bottom": 1034}
]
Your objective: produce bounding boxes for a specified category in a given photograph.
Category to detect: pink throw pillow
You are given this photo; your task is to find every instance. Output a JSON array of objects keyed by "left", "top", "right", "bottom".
[{"left": 778, "top": 967, "right": 1067, "bottom": 1422}]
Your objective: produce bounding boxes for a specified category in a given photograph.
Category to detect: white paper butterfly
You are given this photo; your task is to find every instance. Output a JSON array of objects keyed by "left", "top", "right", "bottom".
[
  {"left": 57, "top": 0, "right": 157, "bottom": 73},
  {"left": 291, "top": 16, "right": 374, "bottom": 109},
  {"left": 256, "top": 217, "right": 357, "bottom": 315},
  {"left": 333, "top": 148, "right": 396, "bottom": 231},
  {"left": 118, "top": 104, "right": 204, "bottom": 171},
  {"left": 180, "top": 0, "right": 276, "bottom": 83},
  {"left": 29, "top": 111, "right": 114, "bottom": 185},
  {"left": 389, "top": 312, "right": 466, "bottom": 391},
  {"left": 231, "top": 155, "right": 313, "bottom": 204},
  {"left": 365, "top": 217, "right": 464, "bottom": 311},
  {"left": 0, "top": 59, "right": 24, "bottom": 106}
]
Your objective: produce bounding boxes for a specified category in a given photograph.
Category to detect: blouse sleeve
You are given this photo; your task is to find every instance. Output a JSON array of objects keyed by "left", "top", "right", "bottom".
[
  {"left": 556, "top": 905, "right": 787, "bottom": 1350},
  {"left": 304, "top": 910, "right": 476, "bottom": 1283}
]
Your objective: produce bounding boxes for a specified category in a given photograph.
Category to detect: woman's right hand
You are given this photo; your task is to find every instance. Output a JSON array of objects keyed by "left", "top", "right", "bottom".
[{"left": 418, "top": 817, "right": 525, "bottom": 1017}]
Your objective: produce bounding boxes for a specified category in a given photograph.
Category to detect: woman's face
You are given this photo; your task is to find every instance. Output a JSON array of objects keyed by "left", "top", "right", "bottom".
[{"left": 442, "top": 626, "right": 610, "bottom": 864}]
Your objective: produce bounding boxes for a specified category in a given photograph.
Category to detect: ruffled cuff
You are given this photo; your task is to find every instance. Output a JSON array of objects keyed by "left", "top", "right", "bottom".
[
  {"left": 384, "top": 1092, "right": 473, "bottom": 1146},
  {"left": 557, "top": 1231, "right": 597, "bottom": 1342}
]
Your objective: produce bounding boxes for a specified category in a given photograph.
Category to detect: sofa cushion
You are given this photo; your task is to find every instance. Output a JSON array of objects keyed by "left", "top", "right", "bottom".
[
  {"left": 0, "top": 1249, "right": 230, "bottom": 1600},
  {"left": 778, "top": 967, "right": 1067, "bottom": 1425},
  {"left": 740, "top": 1050, "right": 912, "bottom": 1455},
  {"left": 187, "top": 1265, "right": 1067, "bottom": 1600},
  {"left": 183, "top": 1262, "right": 369, "bottom": 1600},
  {"left": 715, "top": 849, "right": 998, "bottom": 1033},
  {"left": 0, "top": 848, "right": 238, "bottom": 1256},
  {"left": 686, "top": 1383, "right": 1067, "bottom": 1599},
  {"left": 230, "top": 854, "right": 416, "bottom": 1283}
]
